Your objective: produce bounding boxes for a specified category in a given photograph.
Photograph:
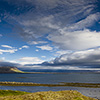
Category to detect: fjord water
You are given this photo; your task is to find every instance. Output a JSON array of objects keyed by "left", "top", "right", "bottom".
[
  {"left": 0, "top": 73, "right": 100, "bottom": 83},
  {"left": 0, "top": 73, "right": 100, "bottom": 99}
]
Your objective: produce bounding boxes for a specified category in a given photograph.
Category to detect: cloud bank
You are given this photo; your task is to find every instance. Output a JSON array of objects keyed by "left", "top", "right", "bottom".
[
  {"left": 43, "top": 48, "right": 100, "bottom": 68},
  {"left": 48, "top": 29, "right": 100, "bottom": 50}
]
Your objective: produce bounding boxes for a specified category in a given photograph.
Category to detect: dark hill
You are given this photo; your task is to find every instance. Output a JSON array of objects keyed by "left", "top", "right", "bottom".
[{"left": 0, "top": 67, "right": 23, "bottom": 73}]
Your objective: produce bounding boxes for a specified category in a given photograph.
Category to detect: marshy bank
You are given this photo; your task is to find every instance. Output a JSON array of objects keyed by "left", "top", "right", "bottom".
[{"left": 0, "top": 82, "right": 100, "bottom": 88}]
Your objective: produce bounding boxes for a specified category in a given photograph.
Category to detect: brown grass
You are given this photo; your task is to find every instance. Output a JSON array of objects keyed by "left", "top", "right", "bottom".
[{"left": 0, "top": 90, "right": 97, "bottom": 100}]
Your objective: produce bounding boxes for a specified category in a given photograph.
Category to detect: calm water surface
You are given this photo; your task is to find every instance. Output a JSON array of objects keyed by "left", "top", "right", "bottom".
[{"left": 0, "top": 73, "right": 100, "bottom": 83}]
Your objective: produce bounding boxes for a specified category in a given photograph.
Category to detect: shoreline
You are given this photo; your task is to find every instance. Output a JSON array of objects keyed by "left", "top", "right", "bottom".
[
  {"left": 0, "top": 71, "right": 100, "bottom": 74},
  {"left": 0, "top": 81, "right": 100, "bottom": 88}
]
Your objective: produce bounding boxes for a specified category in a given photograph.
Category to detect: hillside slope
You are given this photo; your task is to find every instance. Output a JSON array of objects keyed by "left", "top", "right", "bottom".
[{"left": 0, "top": 67, "right": 23, "bottom": 73}]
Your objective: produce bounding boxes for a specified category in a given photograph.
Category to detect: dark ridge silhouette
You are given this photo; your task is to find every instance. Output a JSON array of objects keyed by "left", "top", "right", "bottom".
[{"left": 0, "top": 67, "right": 23, "bottom": 73}]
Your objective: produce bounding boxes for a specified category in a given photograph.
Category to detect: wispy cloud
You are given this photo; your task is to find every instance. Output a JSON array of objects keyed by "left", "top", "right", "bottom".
[
  {"left": 36, "top": 45, "right": 53, "bottom": 51},
  {"left": 55, "top": 50, "right": 72, "bottom": 56},
  {"left": 0, "top": 34, "right": 2, "bottom": 37},
  {"left": 17, "top": 57, "right": 44, "bottom": 65},
  {"left": 36, "top": 49, "right": 39, "bottom": 52},
  {"left": 41, "top": 56, "right": 46, "bottom": 58},
  {"left": 0, "top": 45, "right": 17, "bottom": 54},
  {"left": 19, "top": 45, "right": 29, "bottom": 50},
  {"left": 0, "top": 45, "right": 29, "bottom": 54},
  {"left": 1, "top": 45, "right": 13, "bottom": 49},
  {"left": 66, "top": 13, "right": 100, "bottom": 31},
  {"left": 0, "top": 49, "right": 18, "bottom": 54},
  {"left": 28, "top": 41, "right": 47, "bottom": 45},
  {"left": 1, "top": 0, "right": 97, "bottom": 45}
]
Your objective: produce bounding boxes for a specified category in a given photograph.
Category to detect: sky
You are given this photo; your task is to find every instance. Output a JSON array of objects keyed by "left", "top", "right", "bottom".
[{"left": 0, "top": 0, "right": 100, "bottom": 70}]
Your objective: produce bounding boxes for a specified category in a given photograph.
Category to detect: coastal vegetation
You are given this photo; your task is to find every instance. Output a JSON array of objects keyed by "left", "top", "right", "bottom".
[
  {"left": 0, "top": 90, "right": 97, "bottom": 100},
  {"left": 0, "top": 82, "right": 100, "bottom": 88}
]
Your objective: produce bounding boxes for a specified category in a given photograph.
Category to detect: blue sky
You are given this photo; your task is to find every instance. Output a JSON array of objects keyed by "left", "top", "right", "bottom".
[{"left": 0, "top": 0, "right": 100, "bottom": 70}]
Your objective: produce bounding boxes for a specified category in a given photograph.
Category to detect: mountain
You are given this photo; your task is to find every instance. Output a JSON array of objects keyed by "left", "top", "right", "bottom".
[{"left": 0, "top": 67, "right": 23, "bottom": 73}]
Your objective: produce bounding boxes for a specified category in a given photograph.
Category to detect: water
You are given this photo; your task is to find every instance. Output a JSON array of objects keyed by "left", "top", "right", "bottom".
[
  {"left": 0, "top": 73, "right": 100, "bottom": 99},
  {"left": 0, "top": 73, "right": 100, "bottom": 83}
]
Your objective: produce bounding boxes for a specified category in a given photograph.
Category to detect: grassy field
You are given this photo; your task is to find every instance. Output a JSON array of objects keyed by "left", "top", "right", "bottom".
[{"left": 0, "top": 90, "right": 97, "bottom": 100}]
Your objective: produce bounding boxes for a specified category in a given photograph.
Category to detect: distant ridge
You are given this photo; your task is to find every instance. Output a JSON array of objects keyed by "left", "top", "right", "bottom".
[{"left": 0, "top": 66, "right": 23, "bottom": 73}]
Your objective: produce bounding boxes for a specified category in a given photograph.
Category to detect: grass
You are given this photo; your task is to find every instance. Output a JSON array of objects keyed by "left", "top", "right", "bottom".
[
  {"left": 0, "top": 82, "right": 100, "bottom": 88},
  {"left": 10, "top": 68, "right": 24, "bottom": 73},
  {"left": 0, "top": 90, "right": 29, "bottom": 97},
  {"left": 0, "top": 90, "right": 97, "bottom": 100}
]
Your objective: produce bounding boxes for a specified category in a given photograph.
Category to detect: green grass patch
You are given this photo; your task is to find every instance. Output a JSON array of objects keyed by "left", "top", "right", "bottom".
[{"left": 0, "top": 90, "right": 29, "bottom": 97}]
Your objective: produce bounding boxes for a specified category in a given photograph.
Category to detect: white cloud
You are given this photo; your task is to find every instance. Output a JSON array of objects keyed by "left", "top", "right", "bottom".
[
  {"left": 46, "top": 13, "right": 100, "bottom": 51},
  {"left": 31, "top": 0, "right": 59, "bottom": 9},
  {"left": 28, "top": 41, "right": 47, "bottom": 45},
  {"left": 24, "top": 65, "right": 100, "bottom": 70},
  {"left": 36, "top": 49, "right": 39, "bottom": 52},
  {"left": 17, "top": 57, "right": 44, "bottom": 65},
  {"left": 0, "top": 34, "right": 2, "bottom": 37},
  {"left": 48, "top": 29, "right": 100, "bottom": 50},
  {"left": 8, "top": 60, "right": 18, "bottom": 64},
  {"left": 0, "top": 49, "right": 18, "bottom": 54},
  {"left": 0, "top": 52, "right": 3, "bottom": 55},
  {"left": 0, "top": 57, "right": 5, "bottom": 62},
  {"left": 67, "top": 67, "right": 100, "bottom": 70},
  {"left": 0, "top": 45, "right": 18, "bottom": 54},
  {"left": 0, "top": 45, "right": 29, "bottom": 55},
  {"left": 67, "top": 13, "right": 100, "bottom": 31},
  {"left": 55, "top": 50, "right": 72, "bottom": 56},
  {"left": 41, "top": 56, "right": 46, "bottom": 58},
  {"left": 22, "top": 45, "right": 29, "bottom": 48},
  {"left": 1, "top": 57, "right": 5, "bottom": 60},
  {"left": 36, "top": 45, "right": 53, "bottom": 51},
  {"left": 19, "top": 45, "right": 29, "bottom": 50},
  {"left": 1, "top": 45, "right": 13, "bottom": 49}
]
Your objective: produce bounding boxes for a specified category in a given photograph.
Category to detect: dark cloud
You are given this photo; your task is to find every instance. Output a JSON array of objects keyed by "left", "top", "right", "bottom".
[
  {"left": 42, "top": 48, "right": 100, "bottom": 68},
  {"left": 0, "top": 61, "right": 20, "bottom": 67}
]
